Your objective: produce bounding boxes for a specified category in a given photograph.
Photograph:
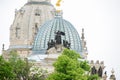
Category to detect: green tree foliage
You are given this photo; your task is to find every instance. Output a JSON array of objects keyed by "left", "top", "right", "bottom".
[
  {"left": 87, "top": 74, "right": 100, "bottom": 80},
  {"left": 8, "top": 50, "right": 48, "bottom": 80},
  {"left": 62, "top": 49, "right": 80, "bottom": 60},
  {"left": 8, "top": 50, "right": 31, "bottom": 80},
  {"left": 0, "top": 56, "right": 15, "bottom": 80},
  {"left": 46, "top": 49, "right": 99, "bottom": 80},
  {"left": 80, "top": 60, "right": 90, "bottom": 71},
  {"left": 0, "top": 50, "right": 48, "bottom": 80}
]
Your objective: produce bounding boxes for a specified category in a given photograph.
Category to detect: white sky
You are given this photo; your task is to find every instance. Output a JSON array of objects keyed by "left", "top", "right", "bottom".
[{"left": 0, "top": 0, "right": 120, "bottom": 79}]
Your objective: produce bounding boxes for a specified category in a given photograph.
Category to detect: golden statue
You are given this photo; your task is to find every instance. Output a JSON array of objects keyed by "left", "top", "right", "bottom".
[{"left": 56, "top": 0, "right": 62, "bottom": 6}]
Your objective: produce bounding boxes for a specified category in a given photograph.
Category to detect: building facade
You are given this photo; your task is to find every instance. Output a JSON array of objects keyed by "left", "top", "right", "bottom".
[
  {"left": 9, "top": 0, "right": 55, "bottom": 58},
  {"left": 2, "top": 0, "right": 116, "bottom": 79}
]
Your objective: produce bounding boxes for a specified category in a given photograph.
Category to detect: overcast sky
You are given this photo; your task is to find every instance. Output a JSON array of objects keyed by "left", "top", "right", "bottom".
[{"left": 0, "top": 0, "right": 120, "bottom": 79}]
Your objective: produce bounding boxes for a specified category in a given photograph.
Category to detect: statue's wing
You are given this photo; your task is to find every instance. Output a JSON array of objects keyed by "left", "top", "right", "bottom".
[{"left": 60, "top": 32, "right": 65, "bottom": 35}]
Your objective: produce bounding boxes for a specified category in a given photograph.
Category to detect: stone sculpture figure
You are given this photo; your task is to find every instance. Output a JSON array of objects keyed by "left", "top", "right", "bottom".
[
  {"left": 63, "top": 40, "right": 70, "bottom": 49},
  {"left": 51, "top": 40, "right": 55, "bottom": 47},
  {"left": 63, "top": 40, "right": 66, "bottom": 47},
  {"left": 47, "top": 41, "right": 51, "bottom": 50},
  {"left": 55, "top": 31, "right": 65, "bottom": 44},
  {"left": 47, "top": 40, "right": 55, "bottom": 50},
  {"left": 67, "top": 43, "right": 71, "bottom": 49}
]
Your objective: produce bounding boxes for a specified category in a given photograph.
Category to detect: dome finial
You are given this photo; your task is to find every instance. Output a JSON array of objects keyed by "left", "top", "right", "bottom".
[
  {"left": 55, "top": 0, "right": 63, "bottom": 12},
  {"left": 81, "top": 28, "right": 85, "bottom": 40},
  {"left": 56, "top": 0, "right": 62, "bottom": 7},
  {"left": 109, "top": 68, "right": 116, "bottom": 80}
]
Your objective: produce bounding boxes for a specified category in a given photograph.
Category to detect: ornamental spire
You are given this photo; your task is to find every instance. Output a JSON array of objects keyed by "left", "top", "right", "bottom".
[
  {"left": 81, "top": 28, "right": 85, "bottom": 40},
  {"left": 55, "top": 0, "right": 63, "bottom": 12},
  {"left": 55, "top": 0, "right": 63, "bottom": 17},
  {"left": 109, "top": 69, "right": 116, "bottom": 80},
  {"left": 56, "top": 0, "right": 62, "bottom": 6}
]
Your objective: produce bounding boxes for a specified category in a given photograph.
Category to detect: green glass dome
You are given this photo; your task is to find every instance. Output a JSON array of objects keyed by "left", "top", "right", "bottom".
[{"left": 32, "top": 13, "right": 82, "bottom": 54}]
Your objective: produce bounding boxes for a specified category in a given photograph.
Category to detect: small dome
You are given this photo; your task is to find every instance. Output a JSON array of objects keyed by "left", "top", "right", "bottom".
[{"left": 32, "top": 13, "right": 82, "bottom": 54}]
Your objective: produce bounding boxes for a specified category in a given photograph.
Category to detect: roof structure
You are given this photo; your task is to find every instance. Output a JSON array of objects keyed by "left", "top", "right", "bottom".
[{"left": 32, "top": 11, "right": 82, "bottom": 54}]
